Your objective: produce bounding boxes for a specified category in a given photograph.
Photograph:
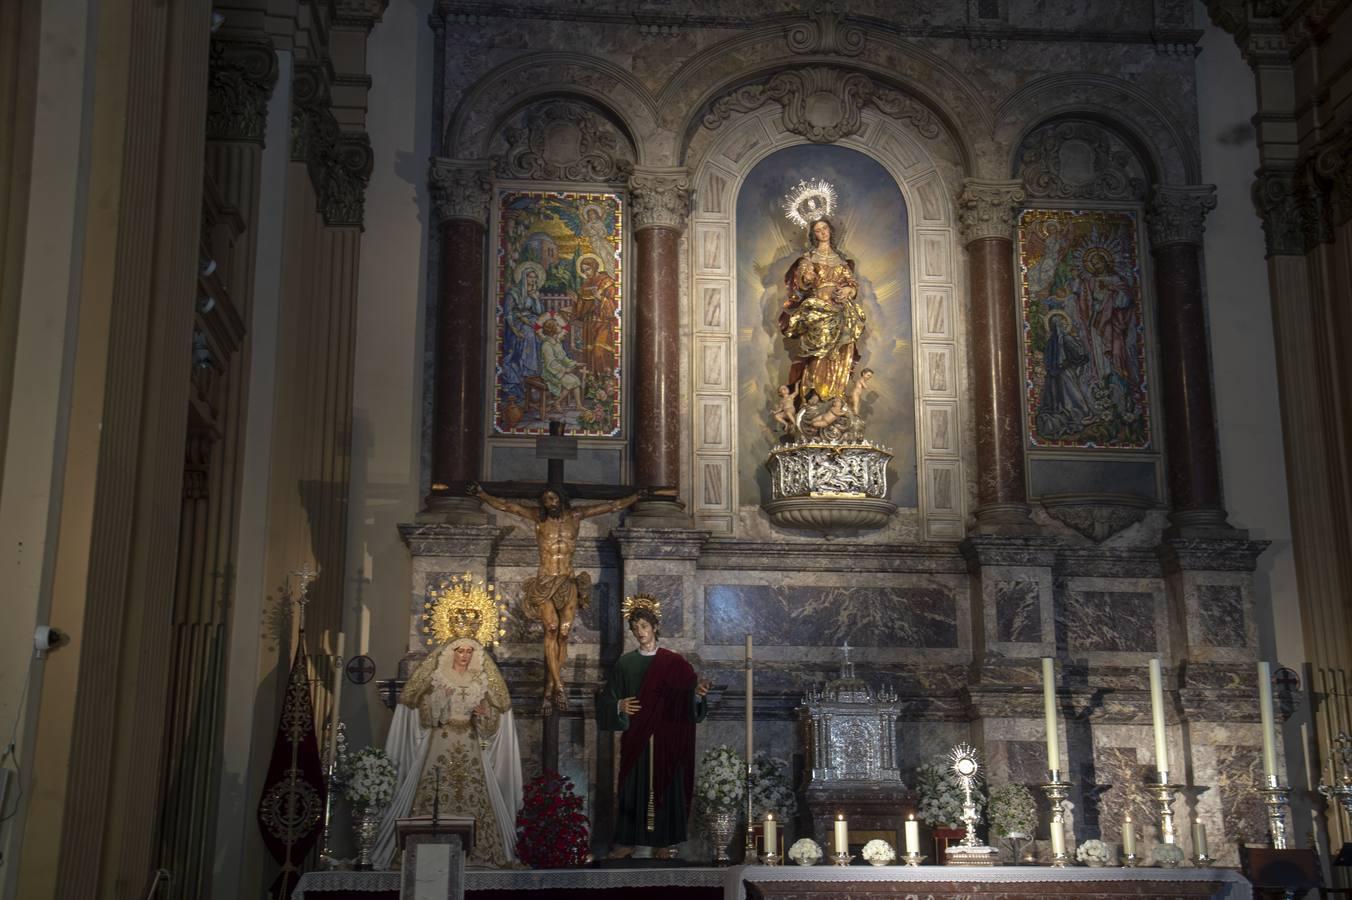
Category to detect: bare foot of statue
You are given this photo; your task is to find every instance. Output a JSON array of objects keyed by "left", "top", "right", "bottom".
[
  {"left": 552, "top": 687, "right": 567, "bottom": 710},
  {"left": 607, "top": 846, "right": 634, "bottom": 860},
  {"left": 653, "top": 847, "right": 675, "bottom": 860}
]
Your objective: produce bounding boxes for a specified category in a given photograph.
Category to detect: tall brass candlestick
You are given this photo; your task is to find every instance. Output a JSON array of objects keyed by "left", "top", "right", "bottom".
[{"left": 745, "top": 634, "right": 756, "bottom": 859}]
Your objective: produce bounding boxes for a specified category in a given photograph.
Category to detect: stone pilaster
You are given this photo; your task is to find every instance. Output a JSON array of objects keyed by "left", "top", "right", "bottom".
[
  {"left": 627, "top": 168, "right": 692, "bottom": 526},
  {"left": 424, "top": 159, "right": 493, "bottom": 523},
  {"left": 958, "top": 179, "right": 1034, "bottom": 532}
]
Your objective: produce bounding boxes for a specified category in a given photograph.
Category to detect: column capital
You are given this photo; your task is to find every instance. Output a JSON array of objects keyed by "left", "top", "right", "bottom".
[
  {"left": 1252, "top": 168, "right": 1329, "bottom": 256},
  {"left": 628, "top": 167, "right": 691, "bottom": 232},
  {"left": 321, "top": 132, "right": 374, "bottom": 227},
  {"left": 205, "top": 36, "right": 278, "bottom": 144},
  {"left": 957, "top": 178, "right": 1025, "bottom": 244},
  {"left": 428, "top": 158, "right": 494, "bottom": 226},
  {"left": 1147, "top": 185, "right": 1217, "bottom": 249}
]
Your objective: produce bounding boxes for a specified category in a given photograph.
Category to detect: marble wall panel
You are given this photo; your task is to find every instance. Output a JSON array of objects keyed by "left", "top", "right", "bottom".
[
  {"left": 1060, "top": 589, "right": 1158, "bottom": 653},
  {"left": 635, "top": 573, "right": 686, "bottom": 636},
  {"left": 1081, "top": 744, "right": 1153, "bottom": 843},
  {"left": 1213, "top": 743, "right": 1267, "bottom": 843},
  {"left": 704, "top": 584, "right": 959, "bottom": 648},
  {"left": 995, "top": 580, "right": 1042, "bottom": 643},
  {"left": 1197, "top": 584, "right": 1246, "bottom": 648}
]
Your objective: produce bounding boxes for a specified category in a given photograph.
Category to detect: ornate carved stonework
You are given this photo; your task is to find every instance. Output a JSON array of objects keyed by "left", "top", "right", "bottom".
[
  {"left": 206, "top": 38, "right": 278, "bottom": 144},
  {"left": 1313, "top": 126, "right": 1352, "bottom": 228},
  {"left": 332, "top": 0, "right": 389, "bottom": 29},
  {"left": 319, "top": 134, "right": 374, "bottom": 228},
  {"left": 703, "top": 67, "right": 940, "bottom": 144},
  {"left": 957, "top": 179, "right": 1026, "bottom": 243},
  {"left": 628, "top": 169, "right": 690, "bottom": 232},
  {"left": 786, "top": 2, "right": 865, "bottom": 56},
  {"left": 1252, "top": 168, "right": 1328, "bottom": 256},
  {"left": 1017, "top": 120, "right": 1148, "bottom": 202},
  {"left": 492, "top": 100, "right": 634, "bottom": 182},
  {"left": 1146, "top": 185, "right": 1217, "bottom": 248},
  {"left": 428, "top": 159, "right": 493, "bottom": 226},
  {"left": 1042, "top": 497, "right": 1152, "bottom": 543},
  {"left": 290, "top": 64, "right": 336, "bottom": 166},
  {"left": 288, "top": 64, "right": 371, "bottom": 227}
]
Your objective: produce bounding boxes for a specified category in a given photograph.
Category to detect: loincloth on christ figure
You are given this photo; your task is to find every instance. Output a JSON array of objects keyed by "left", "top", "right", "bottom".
[{"left": 521, "top": 572, "right": 592, "bottom": 619}]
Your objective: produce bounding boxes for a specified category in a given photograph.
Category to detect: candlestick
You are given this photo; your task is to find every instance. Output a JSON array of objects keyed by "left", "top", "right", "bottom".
[
  {"left": 904, "top": 814, "right": 919, "bottom": 855},
  {"left": 1147, "top": 772, "right": 1184, "bottom": 866},
  {"left": 1318, "top": 732, "right": 1352, "bottom": 817},
  {"left": 1149, "top": 659, "right": 1169, "bottom": 777},
  {"left": 834, "top": 813, "right": 849, "bottom": 855},
  {"left": 1042, "top": 657, "right": 1060, "bottom": 773},
  {"left": 327, "top": 634, "right": 345, "bottom": 769},
  {"left": 1121, "top": 813, "right": 1137, "bottom": 865},
  {"left": 1257, "top": 661, "right": 1278, "bottom": 782},
  {"left": 745, "top": 634, "right": 753, "bottom": 764},
  {"left": 1260, "top": 774, "right": 1291, "bottom": 849},
  {"left": 1191, "top": 820, "right": 1213, "bottom": 866},
  {"left": 1041, "top": 771, "right": 1071, "bottom": 868},
  {"left": 902, "top": 851, "right": 925, "bottom": 867}
]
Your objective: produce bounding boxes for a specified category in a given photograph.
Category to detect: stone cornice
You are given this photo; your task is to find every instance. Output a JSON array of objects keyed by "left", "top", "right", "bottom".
[
  {"left": 956, "top": 178, "right": 1025, "bottom": 244},
  {"left": 428, "top": 158, "right": 494, "bottom": 226},
  {"left": 628, "top": 168, "right": 691, "bottom": 232},
  {"left": 205, "top": 37, "right": 278, "bottom": 144},
  {"left": 332, "top": 0, "right": 390, "bottom": 30},
  {"left": 1146, "top": 185, "right": 1217, "bottom": 249}
]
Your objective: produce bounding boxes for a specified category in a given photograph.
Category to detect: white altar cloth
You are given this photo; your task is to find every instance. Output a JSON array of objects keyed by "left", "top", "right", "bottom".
[{"left": 725, "top": 863, "right": 1253, "bottom": 900}]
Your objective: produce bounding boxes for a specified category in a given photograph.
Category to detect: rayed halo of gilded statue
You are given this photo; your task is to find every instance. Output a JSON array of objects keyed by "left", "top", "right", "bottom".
[
  {"left": 1018, "top": 208, "right": 1152, "bottom": 450},
  {"left": 493, "top": 190, "right": 622, "bottom": 437}
]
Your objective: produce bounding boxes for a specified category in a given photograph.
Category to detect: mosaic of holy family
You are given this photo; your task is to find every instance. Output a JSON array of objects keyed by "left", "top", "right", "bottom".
[
  {"left": 493, "top": 190, "right": 624, "bottom": 436},
  {"left": 1018, "top": 208, "right": 1152, "bottom": 450}
]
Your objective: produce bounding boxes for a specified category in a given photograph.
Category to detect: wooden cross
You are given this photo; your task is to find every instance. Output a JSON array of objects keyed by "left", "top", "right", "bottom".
[{"left": 478, "top": 420, "right": 638, "bottom": 500}]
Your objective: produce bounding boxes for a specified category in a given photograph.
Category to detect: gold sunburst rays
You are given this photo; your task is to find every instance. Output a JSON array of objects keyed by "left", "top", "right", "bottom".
[
  {"left": 422, "top": 572, "right": 508, "bottom": 648},
  {"left": 621, "top": 594, "right": 662, "bottom": 622},
  {"left": 870, "top": 277, "right": 903, "bottom": 305}
]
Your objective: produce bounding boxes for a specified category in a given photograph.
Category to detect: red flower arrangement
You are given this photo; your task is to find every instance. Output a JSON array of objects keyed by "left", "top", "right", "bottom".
[{"left": 515, "top": 770, "right": 591, "bottom": 868}]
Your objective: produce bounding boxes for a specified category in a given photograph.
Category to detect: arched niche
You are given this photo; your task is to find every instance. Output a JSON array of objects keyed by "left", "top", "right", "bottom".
[{"left": 685, "top": 104, "right": 969, "bottom": 540}]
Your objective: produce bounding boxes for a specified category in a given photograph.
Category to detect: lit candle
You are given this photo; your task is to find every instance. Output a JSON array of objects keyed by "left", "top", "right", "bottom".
[
  {"left": 1042, "top": 657, "right": 1060, "bottom": 774},
  {"left": 746, "top": 634, "right": 754, "bottom": 767},
  {"left": 1149, "top": 659, "right": 1169, "bottom": 777},
  {"left": 1258, "top": 660, "right": 1278, "bottom": 782},
  {"left": 904, "top": 814, "right": 919, "bottom": 854},
  {"left": 834, "top": 813, "right": 848, "bottom": 854},
  {"left": 1122, "top": 814, "right": 1136, "bottom": 857},
  {"left": 1192, "top": 820, "right": 1208, "bottom": 858},
  {"left": 327, "top": 632, "right": 346, "bottom": 770},
  {"left": 764, "top": 813, "right": 777, "bottom": 856}
]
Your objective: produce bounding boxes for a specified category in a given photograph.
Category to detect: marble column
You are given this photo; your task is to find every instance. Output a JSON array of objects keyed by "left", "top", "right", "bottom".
[
  {"left": 627, "top": 167, "right": 692, "bottom": 526},
  {"left": 424, "top": 158, "right": 493, "bottom": 523},
  {"left": 958, "top": 179, "right": 1034, "bottom": 532},
  {"left": 1146, "top": 186, "right": 1232, "bottom": 535}
]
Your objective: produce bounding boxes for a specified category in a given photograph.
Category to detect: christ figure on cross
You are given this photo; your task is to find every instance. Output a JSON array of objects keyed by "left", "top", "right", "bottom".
[{"left": 469, "top": 482, "right": 643, "bottom": 712}]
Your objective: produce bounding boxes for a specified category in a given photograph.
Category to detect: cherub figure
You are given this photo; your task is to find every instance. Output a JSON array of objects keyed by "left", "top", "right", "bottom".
[
  {"left": 848, "top": 367, "right": 875, "bottom": 416},
  {"left": 808, "top": 396, "right": 846, "bottom": 431},
  {"left": 771, "top": 383, "right": 799, "bottom": 435}
]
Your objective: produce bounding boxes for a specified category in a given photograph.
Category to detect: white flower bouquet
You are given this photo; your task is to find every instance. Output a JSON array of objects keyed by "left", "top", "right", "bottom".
[
  {"left": 914, "top": 761, "right": 984, "bottom": 828},
  {"left": 748, "top": 751, "right": 797, "bottom": 820},
  {"left": 695, "top": 744, "right": 746, "bottom": 815},
  {"left": 788, "top": 837, "right": 822, "bottom": 866},
  {"left": 342, "top": 746, "right": 397, "bottom": 809},
  {"left": 1076, "top": 838, "right": 1111, "bottom": 867},
  {"left": 987, "top": 783, "right": 1038, "bottom": 839},
  {"left": 861, "top": 839, "right": 895, "bottom": 865}
]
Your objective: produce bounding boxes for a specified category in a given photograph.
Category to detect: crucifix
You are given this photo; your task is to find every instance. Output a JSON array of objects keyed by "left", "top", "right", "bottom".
[{"left": 470, "top": 421, "right": 653, "bottom": 771}]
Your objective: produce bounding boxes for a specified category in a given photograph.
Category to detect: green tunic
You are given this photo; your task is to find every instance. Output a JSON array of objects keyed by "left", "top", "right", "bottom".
[{"left": 597, "top": 649, "right": 707, "bottom": 847}]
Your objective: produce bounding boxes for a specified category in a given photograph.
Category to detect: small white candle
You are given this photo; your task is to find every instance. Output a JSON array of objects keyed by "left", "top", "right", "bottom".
[
  {"left": 904, "top": 814, "right": 919, "bottom": 854},
  {"left": 1042, "top": 657, "right": 1060, "bottom": 773},
  {"left": 1149, "top": 659, "right": 1169, "bottom": 776},
  {"left": 834, "top": 813, "right": 849, "bottom": 854},
  {"left": 764, "top": 813, "right": 777, "bottom": 855},
  {"left": 745, "top": 634, "right": 754, "bottom": 768},
  {"left": 1050, "top": 819, "right": 1065, "bottom": 857},
  {"left": 1192, "top": 820, "right": 1208, "bottom": 858},
  {"left": 1258, "top": 660, "right": 1278, "bottom": 782},
  {"left": 1122, "top": 815, "right": 1136, "bottom": 856}
]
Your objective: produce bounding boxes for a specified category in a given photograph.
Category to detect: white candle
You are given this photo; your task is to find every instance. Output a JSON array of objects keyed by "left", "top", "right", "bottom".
[
  {"left": 1042, "top": 657, "right": 1060, "bottom": 774},
  {"left": 904, "top": 815, "right": 919, "bottom": 854},
  {"left": 1149, "top": 659, "right": 1169, "bottom": 777},
  {"left": 1122, "top": 815, "right": 1136, "bottom": 856},
  {"left": 764, "top": 813, "right": 777, "bottom": 855},
  {"left": 1192, "top": 820, "right": 1208, "bottom": 858},
  {"left": 745, "top": 634, "right": 754, "bottom": 768},
  {"left": 1258, "top": 661, "right": 1278, "bottom": 782},
  {"left": 1050, "top": 819, "right": 1065, "bottom": 857},
  {"left": 327, "top": 633, "right": 346, "bottom": 770},
  {"left": 834, "top": 813, "right": 848, "bottom": 854}
]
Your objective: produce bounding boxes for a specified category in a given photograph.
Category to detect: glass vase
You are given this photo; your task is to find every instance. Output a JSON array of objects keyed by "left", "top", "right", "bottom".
[{"left": 709, "top": 810, "right": 737, "bottom": 866}]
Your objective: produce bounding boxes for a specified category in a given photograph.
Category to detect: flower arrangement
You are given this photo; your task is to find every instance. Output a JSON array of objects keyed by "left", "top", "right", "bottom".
[
  {"left": 861, "top": 839, "right": 896, "bottom": 865},
  {"left": 748, "top": 751, "right": 797, "bottom": 820},
  {"left": 341, "top": 747, "right": 397, "bottom": 809},
  {"left": 788, "top": 837, "right": 822, "bottom": 866},
  {"left": 695, "top": 745, "right": 746, "bottom": 815},
  {"left": 1076, "top": 838, "right": 1111, "bottom": 867},
  {"left": 987, "top": 783, "right": 1038, "bottom": 839},
  {"left": 913, "top": 761, "right": 984, "bottom": 828},
  {"left": 514, "top": 770, "right": 590, "bottom": 868}
]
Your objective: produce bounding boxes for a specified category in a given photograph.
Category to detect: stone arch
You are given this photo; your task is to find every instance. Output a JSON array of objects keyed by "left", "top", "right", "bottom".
[
  {"left": 994, "top": 73, "right": 1198, "bottom": 186},
  {"left": 448, "top": 52, "right": 662, "bottom": 164},
  {"left": 685, "top": 103, "right": 969, "bottom": 540},
  {"left": 486, "top": 94, "right": 638, "bottom": 183},
  {"left": 1012, "top": 115, "right": 1155, "bottom": 203}
]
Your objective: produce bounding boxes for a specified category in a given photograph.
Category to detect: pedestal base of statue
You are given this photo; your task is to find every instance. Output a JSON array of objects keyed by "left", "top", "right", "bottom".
[
  {"left": 396, "top": 816, "right": 473, "bottom": 900},
  {"left": 944, "top": 844, "right": 1000, "bottom": 866},
  {"left": 763, "top": 441, "right": 895, "bottom": 532}
]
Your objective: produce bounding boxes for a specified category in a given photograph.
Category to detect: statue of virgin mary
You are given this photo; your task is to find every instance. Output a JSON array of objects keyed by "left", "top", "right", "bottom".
[{"left": 373, "top": 582, "right": 522, "bottom": 868}]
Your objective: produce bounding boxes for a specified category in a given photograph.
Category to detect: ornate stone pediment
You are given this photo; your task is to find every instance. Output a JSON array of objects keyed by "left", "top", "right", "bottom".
[
  {"left": 1016, "top": 120, "right": 1148, "bottom": 202},
  {"left": 1042, "top": 496, "right": 1152, "bottom": 543},
  {"left": 491, "top": 100, "right": 634, "bottom": 182},
  {"left": 703, "top": 67, "right": 940, "bottom": 144}
]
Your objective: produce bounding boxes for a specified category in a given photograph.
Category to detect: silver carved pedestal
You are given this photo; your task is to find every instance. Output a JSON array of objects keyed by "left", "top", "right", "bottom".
[
  {"left": 764, "top": 441, "right": 896, "bottom": 531},
  {"left": 1318, "top": 732, "right": 1352, "bottom": 821},
  {"left": 1259, "top": 775, "right": 1292, "bottom": 849}
]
